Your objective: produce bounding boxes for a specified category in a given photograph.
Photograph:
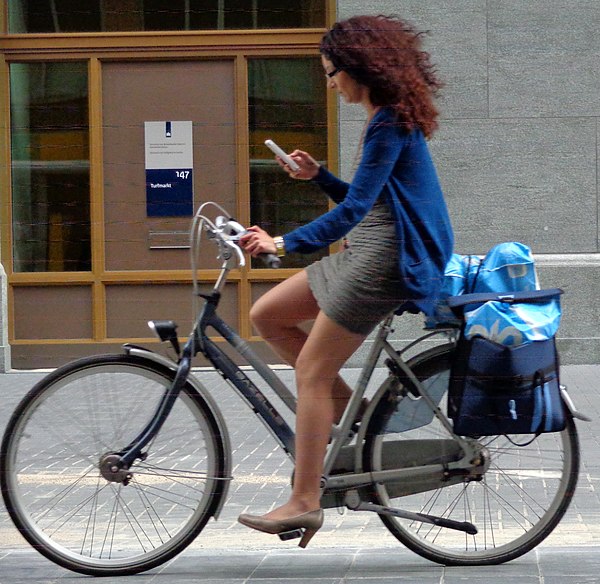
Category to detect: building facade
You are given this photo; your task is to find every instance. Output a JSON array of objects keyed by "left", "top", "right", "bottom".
[
  {"left": 340, "top": 1, "right": 600, "bottom": 367},
  {"left": 1, "top": 1, "right": 335, "bottom": 368},
  {"left": 0, "top": 2, "right": 599, "bottom": 369}
]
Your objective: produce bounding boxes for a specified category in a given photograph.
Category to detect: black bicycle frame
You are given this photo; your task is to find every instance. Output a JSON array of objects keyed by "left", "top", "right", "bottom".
[
  {"left": 194, "top": 292, "right": 297, "bottom": 457},
  {"left": 119, "top": 291, "right": 297, "bottom": 468}
]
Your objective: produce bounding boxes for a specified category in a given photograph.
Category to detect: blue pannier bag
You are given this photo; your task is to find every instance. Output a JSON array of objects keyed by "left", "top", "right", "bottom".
[
  {"left": 427, "top": 242, "right": 537, "bottom": 328},
  {"left": 470, "top": 241, "right": 538, "bottom": 294},
  {"left": 446, "top": 289, "right": 566, "bottom": 440},
  {"left": 425, "top": 253, "right": 476, "bottom": 328},
  {"left": 464, "top": 293, "right": 561, "bottom": 346}
]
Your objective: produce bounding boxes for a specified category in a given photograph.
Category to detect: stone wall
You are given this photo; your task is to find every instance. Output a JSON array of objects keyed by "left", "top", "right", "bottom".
[{"left": 337, "top": 1, "right": 600, "bottom": 364}]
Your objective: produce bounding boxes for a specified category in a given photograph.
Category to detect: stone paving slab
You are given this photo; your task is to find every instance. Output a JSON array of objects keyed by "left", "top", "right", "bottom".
[
  {"left": 1, "top": 546, "right": 600, "bottom": 583},
  {"left": 0, "top": 364, "right": 598, "bottom": 582}
]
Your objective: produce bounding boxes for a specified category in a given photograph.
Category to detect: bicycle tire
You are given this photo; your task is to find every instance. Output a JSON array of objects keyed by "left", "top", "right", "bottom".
[
  {"left": 0, "top": 354, "right": 228, "bottom": 576},
  {"left": 363, "top": 343, "right": 580, "bottom": 565}
]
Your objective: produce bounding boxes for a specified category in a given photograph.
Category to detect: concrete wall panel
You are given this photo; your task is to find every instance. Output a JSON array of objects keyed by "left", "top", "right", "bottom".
[
  {"left": 430, "top": 118, "right": 597, "bottom": 254},
  {"left": 337, "top": 1, "right": 600, "bottom": 364},
  {"left": 488, "top": 1, "right": 600, "bottom": 118}
]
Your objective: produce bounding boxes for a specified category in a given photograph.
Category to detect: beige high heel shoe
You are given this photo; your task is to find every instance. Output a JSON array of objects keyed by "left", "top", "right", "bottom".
[{"left": 237, "top": 509, "right": 324, "bottom": 548}]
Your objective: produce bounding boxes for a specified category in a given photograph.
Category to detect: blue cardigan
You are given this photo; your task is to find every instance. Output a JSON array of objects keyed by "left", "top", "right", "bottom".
[{"left": 282, "top": 107, "right": 454, "bottom": 316}]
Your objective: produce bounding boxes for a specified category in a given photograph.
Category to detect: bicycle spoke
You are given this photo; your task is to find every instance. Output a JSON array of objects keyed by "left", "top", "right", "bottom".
[
  {"left": 1, "top": 356, "right": 225, "bottom": 575},
  {"left": 28, "top": 469, "right": 103, "bottom": 527},
  {"left": 81, "top": 475, "right": 102, "bottom": 556},
  {"left": 136, "top": 462, "right": 218, "bottom": 487},
  {"left": 114, "top": 484, "right": 162, "bottom": 551},
  {"left": 365, "top": 345, "right": 579, "bottom": 565},
  {"left": 129, "top": 478, "right": 202, "bottom": 511}
]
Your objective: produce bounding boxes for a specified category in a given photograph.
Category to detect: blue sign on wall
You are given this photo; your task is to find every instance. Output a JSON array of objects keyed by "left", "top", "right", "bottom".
[
  {"left": 145, "top": 121, "right": 194, "bottom": 217},
  {"left": 146, "top": 168, "right": 193, "bottom": 217}
]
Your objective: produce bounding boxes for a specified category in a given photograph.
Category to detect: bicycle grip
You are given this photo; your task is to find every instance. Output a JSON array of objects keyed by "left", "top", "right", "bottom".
[{"left": 259, "top": 253, "right": 281, "bottom": 269}]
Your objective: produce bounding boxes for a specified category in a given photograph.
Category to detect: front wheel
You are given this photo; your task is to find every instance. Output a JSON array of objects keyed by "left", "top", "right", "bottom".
[
  {"left": 364, "top": 344, "right": 580, "bottom": 565},
  {"left": 0, "top": 354, "right": 228, "bottom": 576}
]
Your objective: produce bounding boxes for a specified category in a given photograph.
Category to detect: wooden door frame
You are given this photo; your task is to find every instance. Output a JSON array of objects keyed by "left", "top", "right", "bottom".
[{"left": 0, "top": 18, "right": 340, "bottom": 365}]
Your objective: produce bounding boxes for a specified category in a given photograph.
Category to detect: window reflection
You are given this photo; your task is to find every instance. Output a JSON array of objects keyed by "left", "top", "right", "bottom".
[
  {"left": 248, "top": 57, "right": 328, "bottom": 269},
  {"left": 8, "top": 0, "right": 325, "bottom": 33},
  {"left": 10, "top": 62, "right": 91, "bottom": 272}
]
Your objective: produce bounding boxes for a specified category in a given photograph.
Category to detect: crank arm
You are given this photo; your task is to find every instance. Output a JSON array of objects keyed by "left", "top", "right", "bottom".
[{"left": 345, "top": 492, "right": 477, "bottom": 535}]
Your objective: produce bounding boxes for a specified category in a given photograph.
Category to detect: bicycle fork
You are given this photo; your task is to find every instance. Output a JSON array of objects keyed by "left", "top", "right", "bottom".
[{"left": 99, "top": 338, "right": 194, "bottom": 483}]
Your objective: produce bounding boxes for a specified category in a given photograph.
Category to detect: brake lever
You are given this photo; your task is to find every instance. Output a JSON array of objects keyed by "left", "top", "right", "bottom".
[
  {"left": 216, "top": 217, "right": 280, "bottom": 269},
  {"left": 222, "top": 239, "right": 246, "bottom": 267}
]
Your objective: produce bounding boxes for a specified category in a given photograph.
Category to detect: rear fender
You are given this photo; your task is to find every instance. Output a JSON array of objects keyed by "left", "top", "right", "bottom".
[{"left": 561, "top": 385, "right": 592, "bottom": 422}]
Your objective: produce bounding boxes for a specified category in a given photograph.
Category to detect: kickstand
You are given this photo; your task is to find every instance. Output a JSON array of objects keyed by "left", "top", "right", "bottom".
[{"left": 344, "top": 490, "right": 478, "bottom": 536}]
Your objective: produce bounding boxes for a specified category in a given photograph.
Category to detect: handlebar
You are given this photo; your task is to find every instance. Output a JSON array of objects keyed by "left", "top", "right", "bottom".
[
  {"left": 214, "top": 215, "right": 281, "bottom": 269},
  {"left": 184, "top": 202, "right": 281, "bottom": 334},
  {"left": 259, "top": 253, "right": 282, "bottom": 269},
  {"left": 191, "top": 203, "right": 281, "bottom": 271}
]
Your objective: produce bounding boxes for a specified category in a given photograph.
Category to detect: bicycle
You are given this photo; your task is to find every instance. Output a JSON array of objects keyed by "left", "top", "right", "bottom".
[{"left": 0, "top": 202, "right": 587, "bottom": 576}]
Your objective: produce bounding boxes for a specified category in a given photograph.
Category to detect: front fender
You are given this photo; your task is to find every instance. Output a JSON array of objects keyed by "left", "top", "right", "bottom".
[{"left": 122, "top": 344, "right": 232, "bottom": 520}]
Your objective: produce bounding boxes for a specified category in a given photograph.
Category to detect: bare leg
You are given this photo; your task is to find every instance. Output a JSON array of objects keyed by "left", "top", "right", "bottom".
[
  {"left": 250, "top": 270, "right": 356, "bottom": 421},
  {"left": 249, "top": 270, "right": 317, "bottom": 366},
  {"left": 262, "top": 311, "right": 366, "bottom": 519}
]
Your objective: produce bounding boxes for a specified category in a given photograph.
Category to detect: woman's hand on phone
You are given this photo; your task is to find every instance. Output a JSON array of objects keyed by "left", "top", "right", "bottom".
[
  {"left": 239, "top": 226, "right": 276, "bottom": 256},
  {"left": 278, "top": 150, "right": 320, "bottom": 180}
]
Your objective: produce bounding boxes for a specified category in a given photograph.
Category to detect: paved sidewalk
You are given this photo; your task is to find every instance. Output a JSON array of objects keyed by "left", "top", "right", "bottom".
[{"left": 0, "top": 364, "right": 599, "bottom": 583}]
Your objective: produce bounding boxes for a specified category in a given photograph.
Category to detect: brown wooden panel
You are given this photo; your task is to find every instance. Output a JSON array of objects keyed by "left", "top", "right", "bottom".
[
  {"left": 13, "top": 286, "right": 92, "bottom": 340},
  {"left": 102, "top": 60, "right": 236, "bottom": 272},
  {"left": 251, "top": 281, "right": 279, "bottom": 305},
  {"left": 11, "top": 342, "right": 131, "bottom": 370},
  {"left": 106, "top": 282, "right": 239, "bottom": 338}
]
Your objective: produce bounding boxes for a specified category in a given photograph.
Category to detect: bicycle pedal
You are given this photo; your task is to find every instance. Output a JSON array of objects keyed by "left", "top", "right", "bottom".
[{"left": 278, "top": 529, "right": 303, "bottom": 541}]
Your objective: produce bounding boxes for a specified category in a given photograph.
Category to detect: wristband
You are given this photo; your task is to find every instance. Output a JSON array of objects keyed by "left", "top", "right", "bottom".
[{"left": 273, "top": 236, "right": 286, "bottom": 257}]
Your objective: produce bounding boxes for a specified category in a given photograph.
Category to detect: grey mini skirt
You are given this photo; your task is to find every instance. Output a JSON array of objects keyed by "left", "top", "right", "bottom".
[{"left": 306, "top": 198, "right": 405, "bottom": 335}]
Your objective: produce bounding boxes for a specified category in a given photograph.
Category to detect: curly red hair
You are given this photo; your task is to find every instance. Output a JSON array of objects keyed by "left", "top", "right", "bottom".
[{"left": 320, "top": 15, "right": 443, "bottom": 138}]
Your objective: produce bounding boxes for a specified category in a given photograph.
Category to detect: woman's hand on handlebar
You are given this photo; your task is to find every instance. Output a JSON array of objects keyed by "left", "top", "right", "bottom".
[
  {"left": 278, "top": 150, "right": 320, "bottom": 180},
  {"left": 239, "top": 226, "right": 277, "bottom": 257}
]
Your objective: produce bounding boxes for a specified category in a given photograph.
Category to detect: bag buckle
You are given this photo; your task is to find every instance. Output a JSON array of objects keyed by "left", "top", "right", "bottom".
[{"left": 497, "top": 294, "right": 515, "bottom": 303}]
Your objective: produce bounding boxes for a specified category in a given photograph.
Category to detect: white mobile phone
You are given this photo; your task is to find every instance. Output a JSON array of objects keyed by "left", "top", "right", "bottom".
[{"left": 264, "top": 139, "right": 300, "bottom": 172}]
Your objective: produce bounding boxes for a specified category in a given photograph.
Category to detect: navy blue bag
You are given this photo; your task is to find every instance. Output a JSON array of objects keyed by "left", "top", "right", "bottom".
[{"left": 447, "top": 289, "right": 566, "bottom": 439}]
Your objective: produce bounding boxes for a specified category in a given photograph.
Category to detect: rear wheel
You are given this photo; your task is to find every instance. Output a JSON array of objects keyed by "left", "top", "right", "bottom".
[
  {"left": 364, "top": 344, "right": 580, "bottom": 565},
  {"left": 1, "top": 354, "right": 228, "bottom": 576}
]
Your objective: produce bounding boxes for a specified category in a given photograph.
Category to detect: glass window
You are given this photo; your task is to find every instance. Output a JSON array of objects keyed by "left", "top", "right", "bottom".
[
  {"left": 248, "top": 57, "right": 328, "bottom": 269},
  {"left": 8, "top": 0, "right": 102, "bottom": 33},
  {"left": 8, "top": 0, "right": 325, "bottom": 33},
  {"left": 10, "top": 62, "right": 91, "bottom": 272}
]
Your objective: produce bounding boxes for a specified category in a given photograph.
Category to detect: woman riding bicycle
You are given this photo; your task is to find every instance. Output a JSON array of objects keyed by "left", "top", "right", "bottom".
[{"left": 238, "top": 14, "right": 454, "bottom": 546}]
